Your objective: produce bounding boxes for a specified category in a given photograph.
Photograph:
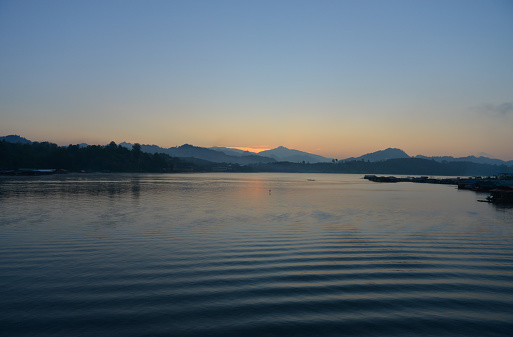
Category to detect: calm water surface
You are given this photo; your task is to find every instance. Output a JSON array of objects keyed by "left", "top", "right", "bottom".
[{"left": 1, "top": 173, "right": 512, "bottom": 336}]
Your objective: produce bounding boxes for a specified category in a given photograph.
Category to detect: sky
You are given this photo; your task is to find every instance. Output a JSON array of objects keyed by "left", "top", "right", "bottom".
[{"left": 1, "top": 0, "right": 512, "bottom": 160}]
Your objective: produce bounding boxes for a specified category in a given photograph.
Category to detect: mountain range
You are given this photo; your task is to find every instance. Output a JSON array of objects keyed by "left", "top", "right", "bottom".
[
  {"left": 119, "top": 142, "right": 276, "bottom": 165},
  {"left": 344, "top": 147, "right": 513, "bottom": 166},
  {"left": 2, "top": 135, "right": 512, "bottom": 167},
  {"left": 210, "top": 146, "right": 333, "bottom": 163}
]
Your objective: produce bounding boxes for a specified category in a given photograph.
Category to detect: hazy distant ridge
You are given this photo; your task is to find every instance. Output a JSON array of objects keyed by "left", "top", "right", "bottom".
[
  {"left": 341, "top": 147, "right": 513, "bottom": 166},
  {"left": 210, "top": 147, "right": 257, "bottom": 157},
  {"left": 342, "top": 148, "right": 410, "bottom": 162},
  {"left": 2, "top": 135, "right": 512, "bottom": 166},
  {"left": 414, "top": 154, "right": 512, "bottom": 166},
  {"left": 211, "top": 146, "right": 333, "bottom": 163},
  {"left": 120, "top": 143, "right": 276, "bottom": 164}
]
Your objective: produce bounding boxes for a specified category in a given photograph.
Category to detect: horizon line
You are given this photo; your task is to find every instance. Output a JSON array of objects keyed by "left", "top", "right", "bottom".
[{"left": 1, "top": 134, "right": 512, "bottom": 162}]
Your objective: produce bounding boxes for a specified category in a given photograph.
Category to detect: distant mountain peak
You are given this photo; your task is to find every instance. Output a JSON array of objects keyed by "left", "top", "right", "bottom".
[
  {"left": 381, "top": 147, "right": 408, "bottom": 153},
  {"left": 180, "top": 143, "right": 195, "bottom": 148},
  {"left": 258, "top": 146, "right": 332, "bottom": 163},
  {"left": 343, "top": 148, "right": 410, "bottom": 162}
]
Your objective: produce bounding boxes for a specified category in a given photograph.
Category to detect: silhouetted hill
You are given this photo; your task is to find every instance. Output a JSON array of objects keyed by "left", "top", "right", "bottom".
[
  {"left": 342, "top": 147, "right": 513, "bottom": 167},
  {"left": 342, "top": 148, "right": 410, "bottom": 162},
  {"left": 258, "top": 146, "right": 333, "bottom": 163},
  {"left": 0, "top": 135, "right": 32, "bottom": 144}
]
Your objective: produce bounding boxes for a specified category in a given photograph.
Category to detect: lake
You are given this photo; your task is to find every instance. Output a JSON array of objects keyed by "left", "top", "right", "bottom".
[{"left": 1, "top": 173, "right": 512, "bottom": 336}]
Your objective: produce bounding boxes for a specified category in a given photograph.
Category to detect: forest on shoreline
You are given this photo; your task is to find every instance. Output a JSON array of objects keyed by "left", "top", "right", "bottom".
[{"left": 1, "top": 140, "right": 512, "bottom": 176}]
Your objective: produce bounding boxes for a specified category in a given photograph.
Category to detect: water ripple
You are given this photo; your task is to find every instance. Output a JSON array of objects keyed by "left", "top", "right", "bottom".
[{"left": 1, "top": 173, "right": 513, "bottom": 336}]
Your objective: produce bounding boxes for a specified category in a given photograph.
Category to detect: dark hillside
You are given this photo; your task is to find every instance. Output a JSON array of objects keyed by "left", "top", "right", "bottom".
[{"left": 0, "top": 141, "right": 203, "bottom": 173}]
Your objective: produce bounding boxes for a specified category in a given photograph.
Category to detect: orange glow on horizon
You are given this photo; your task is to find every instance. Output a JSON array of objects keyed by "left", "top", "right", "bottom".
[{"left": 228, "top": 146, "right": 271, "bottom": 153}]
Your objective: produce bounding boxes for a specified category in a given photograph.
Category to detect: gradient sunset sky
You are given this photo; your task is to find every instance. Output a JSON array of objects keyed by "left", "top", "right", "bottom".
[{"left": 1, "top": 0, "right": 512, "bottom": 160}]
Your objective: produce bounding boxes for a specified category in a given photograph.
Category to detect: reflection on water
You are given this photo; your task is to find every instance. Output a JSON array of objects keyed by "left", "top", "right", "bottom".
[{"left": 1, "top": 173, "right": 513, "bottom": 337}]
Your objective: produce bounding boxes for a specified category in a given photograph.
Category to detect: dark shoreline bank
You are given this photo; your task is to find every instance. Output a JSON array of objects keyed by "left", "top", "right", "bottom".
[{"left": 364, "top": 174, "right": 513, "bottom": 204}]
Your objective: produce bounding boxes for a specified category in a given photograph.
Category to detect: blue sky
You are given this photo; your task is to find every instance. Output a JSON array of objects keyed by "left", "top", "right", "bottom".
[{"left": 1, "top": 0, "right": 512, "bottom": 159}]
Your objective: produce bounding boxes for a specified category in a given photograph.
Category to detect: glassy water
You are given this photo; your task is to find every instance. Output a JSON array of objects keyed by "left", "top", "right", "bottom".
[{"left": 1, "top": 173, "right": 512, "bottom": 336}]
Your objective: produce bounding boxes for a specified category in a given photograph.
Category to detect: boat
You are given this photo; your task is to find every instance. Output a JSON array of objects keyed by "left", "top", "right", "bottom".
[{"left": 484, "top": 186, "right": 513, "bottom": 204}]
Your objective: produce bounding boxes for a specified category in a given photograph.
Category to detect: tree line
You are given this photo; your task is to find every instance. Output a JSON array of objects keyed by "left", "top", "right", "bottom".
[
  {"left": 0, "top": 140, "right": 193, "bottom": 173},
  {"left": 249, "top": 158, "right": 513, "bottom": 176}
]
